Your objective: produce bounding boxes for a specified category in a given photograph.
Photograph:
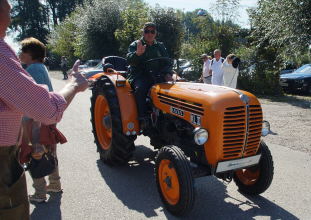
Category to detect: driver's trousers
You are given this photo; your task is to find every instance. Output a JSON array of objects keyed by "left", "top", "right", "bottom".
[
  {"left": 131, "top": 77, "right": 154, "bottom": 119},
  {"left": 0, "top": 146, "right": 29, "bottom": 220}
]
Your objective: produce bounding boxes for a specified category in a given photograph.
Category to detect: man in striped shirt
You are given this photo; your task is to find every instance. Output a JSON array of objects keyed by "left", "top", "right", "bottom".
[{"left": 0, "top": 0, "right": 88, "bottom": 218}]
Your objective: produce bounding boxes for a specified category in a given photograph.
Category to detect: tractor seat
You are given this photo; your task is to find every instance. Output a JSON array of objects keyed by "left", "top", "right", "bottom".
[{"left": 102, "top": 56, "right": 128, "bottom": 78}]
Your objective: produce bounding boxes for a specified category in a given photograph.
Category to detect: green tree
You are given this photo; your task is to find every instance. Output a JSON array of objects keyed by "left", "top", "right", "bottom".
[
  {"left": 47, "top": 10, "right": 81, "bottom": 65},
  {"left": 75, "top": 0, "right": 124, "bottom": 59},
  {"left": 10, "top": 0, "right": 49, "bottom": 43},
  {"left": 151, "top": 7, "right": 184, "bottom": 59},
  {"left": 114, "top": 0, "right": 150, "bottom": 55},
  {"left": 250, "top": 0, "right": 311, "bottom": 54},
  {"left": 45, "top": 0, "right": 84, "bottom": 26},
  {"left": 211, "top": 0, "right": 240, "bottom": 23}
]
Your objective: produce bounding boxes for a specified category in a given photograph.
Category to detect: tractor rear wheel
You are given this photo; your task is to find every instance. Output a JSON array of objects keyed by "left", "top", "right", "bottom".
[
  {"left": 233, "top": 141, "right": 274, "bottom": 195},
  {"left": 90, "top": 76, "right": 135, "bottom": 165},
  {"left": 155, "top": 146, "right": 194, "bottom": 216}
]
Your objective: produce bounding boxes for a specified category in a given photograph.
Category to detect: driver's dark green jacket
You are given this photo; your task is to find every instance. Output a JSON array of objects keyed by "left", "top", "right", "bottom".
[{"left": 126, "top": 38, "right": 169, "bottom": 84}]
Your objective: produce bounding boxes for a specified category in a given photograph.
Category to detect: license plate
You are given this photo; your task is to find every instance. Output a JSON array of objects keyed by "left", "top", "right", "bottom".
[
  {"left": 280, "top": 82, "right": 288, "bottom": 86},
  {"left": 216, "top": 155, "right": 261, "bottom": 173}
]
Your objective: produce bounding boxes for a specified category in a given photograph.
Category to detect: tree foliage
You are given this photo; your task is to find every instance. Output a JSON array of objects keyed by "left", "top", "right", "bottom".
[
  {"left": 10, "top": 0, "right": 49, "bottom": 43},
  {"left": 9, "top": 0, "right": 84, "bottom": 43},
  {"left": 47, "top": 0, "right": 184, "bottom": 61},
  {"left": 47, "top": 10, "right": 81, "bottom": 64},
  {"left": 211, "top": 0, "right": 240, "bottom": 23},
  {"left": 151, "top": 7, "right": 184, "bottom": 59},
  {"left": 114, "top": 0, "right": 150, "bottom": 55},
  {"left": 250, "top": 0, "right": 311, "bottom": 53},
  {"left": 45, "top": 0, "right": 84, "bottom": 26},
  {"left": 76, "top": 0, "right": 123, "bottom": 59}
]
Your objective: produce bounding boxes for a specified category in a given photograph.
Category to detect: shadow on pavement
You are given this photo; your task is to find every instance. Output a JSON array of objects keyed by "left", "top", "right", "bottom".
[
  {"left": 261, "top": 95, "right": 311, "bottom": 109},
  {"left": 30, "top": 192, "right": 62, "bottom": 220},
  {"left": 97, "top": 145, "right": 298, "bottom": 220}
]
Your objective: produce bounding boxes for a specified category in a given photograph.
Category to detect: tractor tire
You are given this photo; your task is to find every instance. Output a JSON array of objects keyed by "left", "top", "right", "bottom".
[
  {"left": 90, "top": 76, "right": 136, "bottom": 165},
  {"left": 155, "top": 146, "right": 195, "bottom": 216},
  {"left": 233, "top": 141, "right": 274, "bottom": 195}
]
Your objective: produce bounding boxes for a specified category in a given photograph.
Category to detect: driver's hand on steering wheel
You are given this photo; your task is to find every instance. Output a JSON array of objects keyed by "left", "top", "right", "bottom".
[
  {"left": 165, "top": 73, "right": 174, "bottom": 82},
  {"left": 136, "top": 40, "right": 146, "bottom": 56}
]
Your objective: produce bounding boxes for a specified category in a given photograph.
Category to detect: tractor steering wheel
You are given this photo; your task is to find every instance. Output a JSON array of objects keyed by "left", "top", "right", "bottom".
[{"left": 144, "top": 57, "right": 173, "bottom": 83}]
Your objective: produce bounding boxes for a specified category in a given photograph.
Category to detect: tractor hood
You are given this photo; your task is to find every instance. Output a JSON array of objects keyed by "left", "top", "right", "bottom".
[
  {"left": 150, "top": 82, "right": 263, "bottom": 166},
  {"left": 151, "top": 82, "right": 261, "bottom": 112}
]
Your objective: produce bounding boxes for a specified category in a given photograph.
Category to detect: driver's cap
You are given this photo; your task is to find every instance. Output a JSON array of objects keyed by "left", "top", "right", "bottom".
[{"left": 143, "top": 22, "right": 156, "bottom": 30}]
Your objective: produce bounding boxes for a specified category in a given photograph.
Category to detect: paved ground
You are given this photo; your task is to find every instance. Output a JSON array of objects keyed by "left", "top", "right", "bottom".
[
  {"left": 261, "top": 96, "right": 311, "bottom": 154},
  {"left": 27, "top": 75, "right": 311, "bottom": 219}
]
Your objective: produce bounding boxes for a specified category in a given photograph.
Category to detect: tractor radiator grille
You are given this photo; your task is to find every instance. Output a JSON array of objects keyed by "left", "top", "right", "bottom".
[
  {"left": 244, "top": 105, "right": 263, "bottom": 156},
  {"left": 157, "top": 93, "right": 204, "bottom": 115},
  {"left": 223, "top": 105, "right": 262, "bottom": 160}
]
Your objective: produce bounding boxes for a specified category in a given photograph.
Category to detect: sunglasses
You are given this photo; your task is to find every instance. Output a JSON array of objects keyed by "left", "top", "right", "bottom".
[{"left": 144, "top": 29, "right": 156, "bottom": 34}]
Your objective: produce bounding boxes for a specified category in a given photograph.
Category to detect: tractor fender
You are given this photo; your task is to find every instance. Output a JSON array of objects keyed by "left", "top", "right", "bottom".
[{"left": 95, "top": 71, "right": 140, "bottom": 135}]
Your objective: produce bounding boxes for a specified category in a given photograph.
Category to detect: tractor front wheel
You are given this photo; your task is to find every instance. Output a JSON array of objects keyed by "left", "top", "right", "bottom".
[
  {"left": 155, "top": 146, "right": 194, "bottom": 216},
  {"left": 233, "top": 141, "right": 274, "bottom": 195}
]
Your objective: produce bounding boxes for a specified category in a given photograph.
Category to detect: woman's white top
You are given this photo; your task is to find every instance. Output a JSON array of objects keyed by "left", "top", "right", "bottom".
[{"left": 222, "top": 60, "right": 239, "bottom": 88}]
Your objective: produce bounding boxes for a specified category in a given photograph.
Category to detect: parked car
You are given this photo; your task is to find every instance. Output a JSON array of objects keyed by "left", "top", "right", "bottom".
[
  {"left": 82, "top": 61, "right": 103, "bottom": 79},
  {"left": 280, "top": 69, "right": 295, "bottom": 75},
  {"left": 174, "top": 59, "right": 194, "bottom": 77},
  {"left": 79, "top": 59, "right": 101, "bottom": 71},
  {"left": 279, "top": 64, "right": 311, "bottom": 94}
]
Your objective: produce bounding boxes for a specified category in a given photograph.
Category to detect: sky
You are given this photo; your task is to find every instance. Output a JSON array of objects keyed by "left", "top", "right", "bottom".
[{"left": 6, "top": 0, "right": 258, "bottom": 52}]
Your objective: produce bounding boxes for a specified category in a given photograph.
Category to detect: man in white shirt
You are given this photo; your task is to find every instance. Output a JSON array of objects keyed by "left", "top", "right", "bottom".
[
  {"left": 200, "top": 54, "right": 212, "bottom": 84},
  {"left": 209, "top": 49, "right": 224, "bottom": 86}
]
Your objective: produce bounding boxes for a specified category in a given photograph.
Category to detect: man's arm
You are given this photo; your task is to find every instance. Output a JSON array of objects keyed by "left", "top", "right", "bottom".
[
  {"left": 126, "top": 41, "right": 141, "bottom": 66},
  {"left": 59, "top": 72, "right": 87, "bottom": 105},
  {"left": 0, "top": 56, "right": 88, "bottom": 125}
]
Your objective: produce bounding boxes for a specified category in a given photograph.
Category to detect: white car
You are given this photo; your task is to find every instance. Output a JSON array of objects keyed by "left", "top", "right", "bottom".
[{"left": 78, "top": 59, "right": 101, "bottom": 71}]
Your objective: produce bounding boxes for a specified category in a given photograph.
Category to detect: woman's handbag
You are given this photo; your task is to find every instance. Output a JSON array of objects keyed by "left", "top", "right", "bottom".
[{"left": 28, "top": 151, "right": 58, "bottom": 179}]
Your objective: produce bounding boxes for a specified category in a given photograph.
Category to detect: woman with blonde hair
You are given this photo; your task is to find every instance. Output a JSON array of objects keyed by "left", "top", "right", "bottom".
[{"left": 222, "top": 54, "right": 240, "bottom": 88}]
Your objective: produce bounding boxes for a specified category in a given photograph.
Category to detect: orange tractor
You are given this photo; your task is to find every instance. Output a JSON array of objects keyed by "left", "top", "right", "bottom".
[{"left": 89, "top": 57, "right": 274, "bottom": 216}]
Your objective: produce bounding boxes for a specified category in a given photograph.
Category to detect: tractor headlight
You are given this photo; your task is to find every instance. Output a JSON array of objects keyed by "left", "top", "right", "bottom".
[
  {"left": 193, "top": 128, "right": 209, "bottom": 145},
  {"left": 262, "top": 120, "right": 270, "bottom": 136}
]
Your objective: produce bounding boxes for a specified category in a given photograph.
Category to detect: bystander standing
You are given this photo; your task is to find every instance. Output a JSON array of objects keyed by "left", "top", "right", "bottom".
[
  {"left": 209, "top": 49, "right": 224, "bottom": 86},
  {"left": 60, "top": 56, "right": 68, "bottom": 80},
  {"left": 200, "top": 54, "right": 212, "bottom": 84},
  {"left": 222, "top": 54, "right": 240, "bottom": 88},
  {"left": 19, "top": 37, "right": 63, "bottom": 203},
  {"left": 0, "top": 0, "right": 88, "bottom": 218}
]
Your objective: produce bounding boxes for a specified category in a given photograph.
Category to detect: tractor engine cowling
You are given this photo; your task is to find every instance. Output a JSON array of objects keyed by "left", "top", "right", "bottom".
[{"left": 150, "top": 82, "right": 263, "bottom": 168}]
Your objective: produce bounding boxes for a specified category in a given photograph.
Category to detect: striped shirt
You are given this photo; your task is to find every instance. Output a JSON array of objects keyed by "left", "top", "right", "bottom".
[{"left": 0, "top": 38, "right": 67, "bottom": 146}]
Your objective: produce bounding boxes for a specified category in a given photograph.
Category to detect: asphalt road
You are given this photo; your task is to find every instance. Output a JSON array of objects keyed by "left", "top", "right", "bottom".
[{"left": 27, "top": 77, "right": 311, "bottom": 220}]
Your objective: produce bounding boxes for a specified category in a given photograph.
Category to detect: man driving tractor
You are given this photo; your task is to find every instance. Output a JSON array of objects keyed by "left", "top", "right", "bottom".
[{"left": 126, "top": 22, "right": 173, "bottom": 130}]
